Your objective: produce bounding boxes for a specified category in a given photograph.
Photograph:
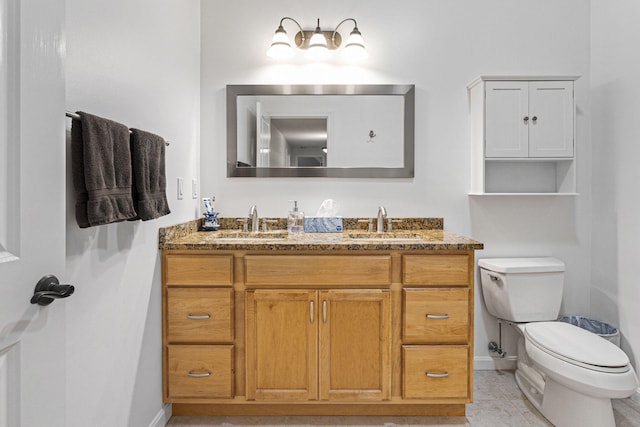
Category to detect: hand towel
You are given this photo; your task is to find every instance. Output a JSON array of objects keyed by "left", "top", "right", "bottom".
[
  {"left": 129, "top": 128, "right": 171, "bottom": 221},
  {"left": 71, "top": 111, "right": 137, "bottom": 227}
]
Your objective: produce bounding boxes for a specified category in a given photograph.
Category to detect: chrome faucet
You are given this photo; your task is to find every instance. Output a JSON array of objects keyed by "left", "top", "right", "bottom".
[
  {"left": 376, "top": 206, "right": 387, "bottom": 233},
  {"left": 248, "top": 205, "right": 259, "bottom": 232}
]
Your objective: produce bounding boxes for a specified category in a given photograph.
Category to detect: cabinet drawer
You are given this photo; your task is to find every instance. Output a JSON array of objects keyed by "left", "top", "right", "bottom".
[
  {"left": 167, "top": 288, "right": 234, "bottom": 343},
  {"left": 167, "top": 345, "right": 234, "bottom": 399},
  {"left": 403, "top": 255, "right": 469, "bottom": 286},
  {"left": 165, "top": 254, "right": 233, "bottom": 286},
  {"left": 245, "top": 255, "right": 391, "bottom": 286},
  {"left": 402, "top": 345, "right": 469, "bottom": 400},
  {"left": 403, "top": 288, "right": 469, "bottom": 343}
]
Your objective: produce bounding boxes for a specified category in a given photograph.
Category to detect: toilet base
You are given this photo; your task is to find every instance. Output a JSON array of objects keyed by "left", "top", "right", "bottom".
[
  {"left": 542, "top": 376, "right": 616, "bottom": 427},
  {"left": 512, "top": 328, "right": 620, "bottom": 427}
]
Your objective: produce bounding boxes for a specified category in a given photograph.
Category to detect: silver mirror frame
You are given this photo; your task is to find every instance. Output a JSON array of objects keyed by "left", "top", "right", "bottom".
[{"left": 226, "top": 84, "right": 415, "bottom": 178}]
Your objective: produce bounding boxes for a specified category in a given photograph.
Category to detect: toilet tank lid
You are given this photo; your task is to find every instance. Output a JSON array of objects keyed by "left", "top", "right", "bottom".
[{"left": 478, "top": 257, "right": 565, "bottom": 273}]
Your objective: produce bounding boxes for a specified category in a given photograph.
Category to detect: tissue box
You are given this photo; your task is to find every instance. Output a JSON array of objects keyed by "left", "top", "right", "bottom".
[{"left": 304, "top": 216, "right": 343, "bottom": 233}]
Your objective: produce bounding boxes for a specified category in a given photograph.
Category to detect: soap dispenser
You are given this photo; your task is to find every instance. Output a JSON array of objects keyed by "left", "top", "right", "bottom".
[{"left": 287, "top": 200, "right": 304, "bottom": 234}]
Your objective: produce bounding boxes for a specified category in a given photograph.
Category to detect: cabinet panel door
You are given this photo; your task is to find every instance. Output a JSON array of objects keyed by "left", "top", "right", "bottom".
[
  {"left": 485, "top": 81, "right": 529, "bottom": 158},
  {"left": 245, "top": 255, "right": 391, "bottom": 286},
  {"left": 528, "top": 81, "right": 574, "bottom": 157},
  {"left": 167, "top": 345, "right": 234, "bottom": 399},
  {"left": 403, "top": 254, "right": 470, "bottom": 286},
  {"left": 319, "top": 290, "right": 391, "bottom": 401},
  {"left": 246, "top": 290, "right": 318, "bottom": 401},
  {"left": 165, "top": 254, "right": 233, "bottom": 286},
  {"left": 167, "top": 288, "right": 234, "bottom": 343},
  {"left": 403, "top": 288, "right": 469, "bottom": 343},
  {"left": 402, "top": 345, "right": 469, "bottom": 400}
]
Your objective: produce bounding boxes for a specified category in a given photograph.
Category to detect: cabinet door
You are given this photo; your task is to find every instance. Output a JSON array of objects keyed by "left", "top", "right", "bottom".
[
  {"left": 245, "top": 290, "right": 318, "bottom": 401},
  {"left": 528, "top": 81, "right": 574, "bottom": 157},
  {"left": 319, "top": 290, "right": 391, "bottom": 401},
  {"left": 485, "top": 81, "right": 529, "bottom": 158}
]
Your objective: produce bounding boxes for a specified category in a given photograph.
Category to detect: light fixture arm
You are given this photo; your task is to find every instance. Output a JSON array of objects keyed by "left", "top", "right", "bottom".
[
  {"left": 279, "top": 16, "right": 305, "bottom": 46},
  {"left": 332, "top": 18, "right": 359, "bottom": 47}
]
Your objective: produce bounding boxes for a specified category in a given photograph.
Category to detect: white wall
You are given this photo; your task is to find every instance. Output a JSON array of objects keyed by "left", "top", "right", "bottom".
[
  {"left": 591, "top": 1, "right": 640, "bottom": 370},
  {"left": 65, "top": 1, "right": 200, "bottom": 426},
  {"left": 201, "top": 0, "right": 592, "bottom": 367}
]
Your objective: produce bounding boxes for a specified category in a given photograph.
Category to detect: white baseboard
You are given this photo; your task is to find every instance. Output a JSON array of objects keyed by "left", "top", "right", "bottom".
[
  {"left": 149, "top": 403, "right": 172, "bottom": 427},
  {"left": 474, "top": 355, "right": 518, "bottom": 370}
]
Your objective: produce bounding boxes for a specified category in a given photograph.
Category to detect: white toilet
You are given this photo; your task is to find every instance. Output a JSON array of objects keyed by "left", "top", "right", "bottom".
[{"left": 479, "top": 257, "right": 639, "bottom": 427}]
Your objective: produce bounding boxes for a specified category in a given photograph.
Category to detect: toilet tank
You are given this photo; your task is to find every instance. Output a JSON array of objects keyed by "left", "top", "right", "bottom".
[{"left": 478, "top": 257, "right": 565, "bottom": 322}]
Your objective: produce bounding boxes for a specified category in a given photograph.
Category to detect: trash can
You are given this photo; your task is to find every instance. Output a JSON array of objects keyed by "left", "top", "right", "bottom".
[{"left": 558, "top": 315, "right": 620, "bottom": 347}]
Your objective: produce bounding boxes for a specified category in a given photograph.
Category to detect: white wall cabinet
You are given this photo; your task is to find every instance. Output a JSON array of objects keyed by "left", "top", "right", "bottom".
[{"left": 469, "top": 76, "right": 579, "bottom": 195}]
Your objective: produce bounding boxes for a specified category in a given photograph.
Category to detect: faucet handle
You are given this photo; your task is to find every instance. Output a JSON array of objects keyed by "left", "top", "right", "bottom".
[
  {"left": 237, "top": 218, "right": 248, "bottom": 232},
  {"left": 387, "top": 219, "right": 402, "bottom": 232},
  {"left": 358, "top": 218, "right": 374, "bottom": 233},
  {"left": 261, "top": 219, "right": 278, "bottom": 232}
]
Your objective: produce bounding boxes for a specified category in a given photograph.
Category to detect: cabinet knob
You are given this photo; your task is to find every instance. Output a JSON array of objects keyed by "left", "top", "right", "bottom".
[
  {"left": 523, "top": 116, "right": 529, "bottom": 123},
  {"left": 532, "top": 116, "right": 538, "bottom": 122}
]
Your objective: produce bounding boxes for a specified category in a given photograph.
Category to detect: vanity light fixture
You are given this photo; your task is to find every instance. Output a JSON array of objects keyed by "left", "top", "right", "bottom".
[{"left": 267, "top": 17, "right": 367, "bottom": 61}]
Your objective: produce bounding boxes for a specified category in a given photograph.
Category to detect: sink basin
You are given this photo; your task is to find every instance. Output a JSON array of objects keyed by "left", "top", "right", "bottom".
[
  {"left": 346, "top": 232, "right": 422, "bottom": 241},
  {"left": 211, "top": 230, "right": 288, "bottom": 239}
]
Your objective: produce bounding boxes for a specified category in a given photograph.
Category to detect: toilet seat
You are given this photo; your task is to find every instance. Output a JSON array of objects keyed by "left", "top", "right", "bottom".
[{"left": 524, "top": 322, "right": 630, "bottom": 373}]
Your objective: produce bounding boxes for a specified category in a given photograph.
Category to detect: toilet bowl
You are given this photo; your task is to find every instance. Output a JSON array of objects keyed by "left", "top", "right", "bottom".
[{"left": 479, "top": 257, "right": 639, "bottom": 427}]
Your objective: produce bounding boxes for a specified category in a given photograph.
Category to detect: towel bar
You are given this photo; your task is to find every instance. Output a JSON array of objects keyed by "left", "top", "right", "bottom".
[{"left": 65, "top": 111, "right": 170, "bottom": 146}]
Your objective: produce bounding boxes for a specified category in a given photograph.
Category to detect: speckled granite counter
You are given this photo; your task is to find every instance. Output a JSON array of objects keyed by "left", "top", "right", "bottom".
[{"left": 159, "top": 218, "right": 483, "bottom": 251}]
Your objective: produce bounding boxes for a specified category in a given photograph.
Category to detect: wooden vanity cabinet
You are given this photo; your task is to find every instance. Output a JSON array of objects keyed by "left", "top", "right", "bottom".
[{"left": 163, "top": 249, "right": 475, "bottom": 416}]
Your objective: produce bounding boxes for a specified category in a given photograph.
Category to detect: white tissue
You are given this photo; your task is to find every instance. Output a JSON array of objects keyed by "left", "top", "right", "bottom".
[{"left": 316, "top": 199, "right": 339, "bottom": 217}]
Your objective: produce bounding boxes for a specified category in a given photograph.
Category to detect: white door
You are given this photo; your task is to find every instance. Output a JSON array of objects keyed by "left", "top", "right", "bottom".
[
  {"left": 256, "top": 102, "right": 271, "bottom": 167},
  {"left": 528, "top": 81, "right": 574, "bottom": 158},
  {"left": 484, "top": 81, "right": 529, "bottom": 158},
  {"left": 0, "top": 0, "right": 66, "bottom": 426}
]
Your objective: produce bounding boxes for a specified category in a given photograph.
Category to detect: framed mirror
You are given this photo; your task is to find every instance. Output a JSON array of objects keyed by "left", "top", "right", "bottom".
[{"left": 227, "top": 84, "right": 415, "bottom": 178}]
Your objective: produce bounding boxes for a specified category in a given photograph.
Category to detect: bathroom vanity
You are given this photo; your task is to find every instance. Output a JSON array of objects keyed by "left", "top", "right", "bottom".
[{"left": 159, "top": 219, "right": 483, "bottom": 416}]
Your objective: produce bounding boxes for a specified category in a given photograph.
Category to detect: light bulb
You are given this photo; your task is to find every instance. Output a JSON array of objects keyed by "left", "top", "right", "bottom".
[
  {"left": 306, "top": 24, "right": 330, "bottom": 60},
  {"left": 267, "top": 26, "right": 294, "bottom": 59},
  {"left": 341, "top": 28, "right": 367, "bottom": 60}
]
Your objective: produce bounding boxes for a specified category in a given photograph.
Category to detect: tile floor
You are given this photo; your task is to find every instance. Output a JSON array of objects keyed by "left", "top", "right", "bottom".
[{"left": 167, "top": 370, "right": 640, "bottom": 427}]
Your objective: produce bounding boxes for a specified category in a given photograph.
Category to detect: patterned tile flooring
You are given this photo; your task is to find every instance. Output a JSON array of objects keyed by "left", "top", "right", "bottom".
[{"left": 167, "top": 370, "right": 640, "bottom": 427}]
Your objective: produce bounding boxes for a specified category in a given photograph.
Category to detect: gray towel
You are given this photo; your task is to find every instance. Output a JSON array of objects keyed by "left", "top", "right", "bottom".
[
  {"left": 130, "top": 128, "right": 171, "bottom": 221},
  {"left": 71, "top": 112, "right": 137, "bottom": 227}
]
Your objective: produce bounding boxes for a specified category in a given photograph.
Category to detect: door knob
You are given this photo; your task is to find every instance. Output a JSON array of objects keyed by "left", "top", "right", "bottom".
[{"left": 30, "top": 275, "right": 75, "bottom": 306}]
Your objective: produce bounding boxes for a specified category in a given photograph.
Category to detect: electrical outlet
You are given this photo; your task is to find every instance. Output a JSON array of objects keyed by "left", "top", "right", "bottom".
[
  {"left": 177, "top": 177, "right": 184, "bottom": 200},
  {"left": 192, "top": 179, "right": 198, "bottom": 199}
]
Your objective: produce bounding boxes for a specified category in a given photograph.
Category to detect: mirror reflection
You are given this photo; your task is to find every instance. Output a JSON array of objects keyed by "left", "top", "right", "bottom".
[{"left": 227, "top": 85, "right": 415, "bottom": 178}]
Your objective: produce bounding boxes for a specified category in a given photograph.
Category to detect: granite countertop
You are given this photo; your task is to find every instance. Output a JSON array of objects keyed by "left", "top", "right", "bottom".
[{"left": 159, "top": 218, "right": 483, "bottom": 251}]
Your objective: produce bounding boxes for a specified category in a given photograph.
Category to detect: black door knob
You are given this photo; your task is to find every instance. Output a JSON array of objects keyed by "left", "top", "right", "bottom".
[{"left": 31, "top": 275, "right": 75, "bottom": 306}]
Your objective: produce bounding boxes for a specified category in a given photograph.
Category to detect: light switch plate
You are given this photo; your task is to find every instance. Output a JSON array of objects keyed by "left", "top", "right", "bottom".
[{"left": 177, "top": 177, "right": 184, "bottom": 200}]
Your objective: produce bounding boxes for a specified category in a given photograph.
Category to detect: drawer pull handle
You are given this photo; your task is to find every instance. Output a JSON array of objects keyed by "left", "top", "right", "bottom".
[
  {"left": 310, "top": 301, "right": 314, "bottom": 324},
  {"left": 187, "top": 371, "right": 212, "bottom": 378},
  {"left": 187, "top": 314, "right": 211, "bottom": 320},
  {"left": 425, "top": 371, "right": 449, "bottom": 378},
  {"left": 323, "top": 300, "right": 327, "bottom": 324},
  {"left": 426, "top": 314, "right": 449, "bottom": 319}
]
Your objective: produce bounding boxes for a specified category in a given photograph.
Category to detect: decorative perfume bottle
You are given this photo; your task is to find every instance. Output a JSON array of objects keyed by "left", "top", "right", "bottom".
[{"left": 202, "top": 197, "right": 220, "bottom": 231}]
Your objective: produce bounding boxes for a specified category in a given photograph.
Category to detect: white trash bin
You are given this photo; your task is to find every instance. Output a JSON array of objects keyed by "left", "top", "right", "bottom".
[{"left": 558, "top": 315, "right": 621, "bottom": 347}]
